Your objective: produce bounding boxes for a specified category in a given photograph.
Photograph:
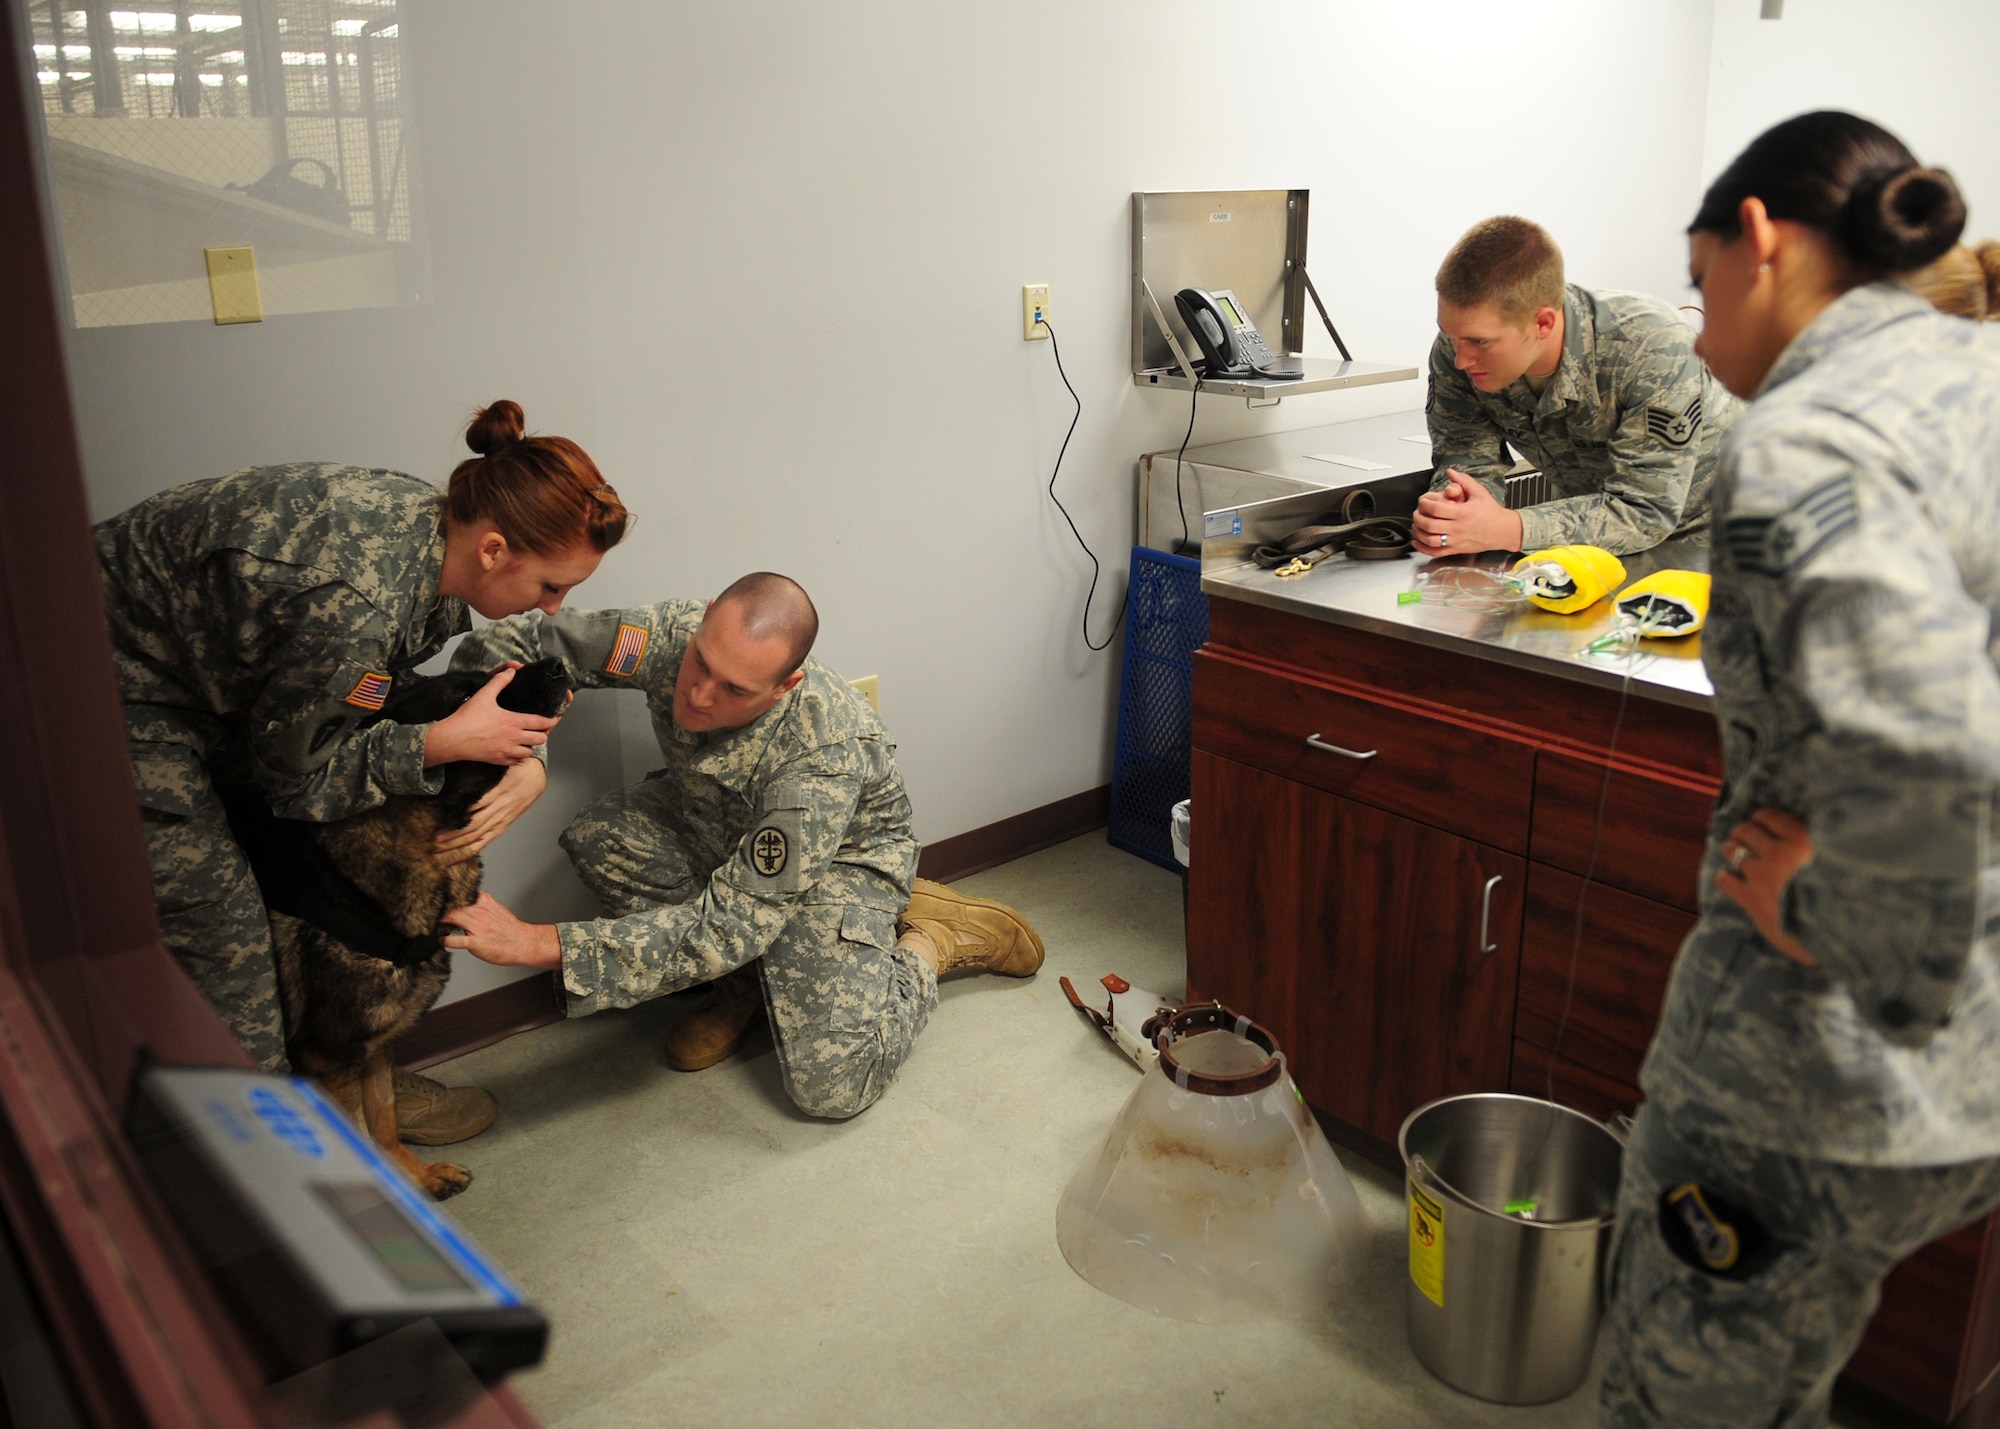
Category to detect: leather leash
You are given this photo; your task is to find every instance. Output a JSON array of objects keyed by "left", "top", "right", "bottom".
[{"left": 1251, "top": 489, "right": 1413, "bottom": 570}]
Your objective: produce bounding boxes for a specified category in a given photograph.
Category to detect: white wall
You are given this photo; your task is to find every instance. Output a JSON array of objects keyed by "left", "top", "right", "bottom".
[
  {"left": 58, "top": 1, "right": 1718, "bottom": 1002},
  {"left": 1702, "top": 0, "right": 1999, "bottom": 237}
]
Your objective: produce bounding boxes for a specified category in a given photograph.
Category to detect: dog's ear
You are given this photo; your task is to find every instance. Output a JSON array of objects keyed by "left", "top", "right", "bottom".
[{"left": 494, "top": 657, "right": 574, "bottom": 718}]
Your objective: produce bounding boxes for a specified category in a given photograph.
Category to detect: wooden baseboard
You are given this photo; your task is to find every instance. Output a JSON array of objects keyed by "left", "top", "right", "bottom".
[
  {"left": 398, "top": 784, "right": 1112, "bottom": 1069},
  {"left": 395, "top": 971, "right": 559, "bottom": 1071},
  {"left": 916, "top": 784, "right": 1111, "bottom": 884}
]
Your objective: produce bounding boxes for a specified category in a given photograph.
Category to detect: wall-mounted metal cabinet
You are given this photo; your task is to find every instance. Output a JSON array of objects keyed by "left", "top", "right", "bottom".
[{"left": 1132, "top": 189, "right": 1417, "bottom": 402}]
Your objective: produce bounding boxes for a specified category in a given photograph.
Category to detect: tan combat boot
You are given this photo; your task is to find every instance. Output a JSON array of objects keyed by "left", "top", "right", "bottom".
[
  {"left": 666, "top": 964, "right": 766, "bottom": 1071},
  {"left": 393, "top": 1068, "right": 499, "bottom": 1146},
  {"left": 898, "top": 878, "right": 1045, "bottom": 977}
]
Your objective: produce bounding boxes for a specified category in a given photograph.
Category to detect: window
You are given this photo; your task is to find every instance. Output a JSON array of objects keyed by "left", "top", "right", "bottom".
[{"left": 28, "top": 1, "right": 426, "bottom": 327}]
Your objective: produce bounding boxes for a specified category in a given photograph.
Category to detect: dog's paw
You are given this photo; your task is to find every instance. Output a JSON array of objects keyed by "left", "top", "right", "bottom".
[{"left": 419, "top": 1161, "right": 473, "bottom": 1200}]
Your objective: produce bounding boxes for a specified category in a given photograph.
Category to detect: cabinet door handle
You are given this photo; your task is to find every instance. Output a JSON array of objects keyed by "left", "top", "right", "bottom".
[
  {"left": 1479, "top": 874, "right": 1504, "bottom": 955},
  {"left": 1305, "top": 733, "right": 1377, "bottom": 761}
]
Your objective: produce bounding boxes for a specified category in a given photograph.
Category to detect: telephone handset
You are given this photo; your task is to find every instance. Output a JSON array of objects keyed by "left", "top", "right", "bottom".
[{"left": 1173, "top": 287, "right": 1300, "bottom": 379}]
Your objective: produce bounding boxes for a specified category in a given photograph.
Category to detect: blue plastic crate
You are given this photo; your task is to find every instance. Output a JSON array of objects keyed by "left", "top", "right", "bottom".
[{"left": 1108, "top": 547, "right": 1208, "bottom": 870}]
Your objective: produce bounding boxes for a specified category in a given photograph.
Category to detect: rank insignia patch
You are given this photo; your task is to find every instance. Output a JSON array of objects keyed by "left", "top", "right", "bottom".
[
  {"left": 605, "top": 623, "right": 649, "bottom": 677},
  {"left": 1724, "top": 474, "right": 1857, "bottom": 578},
  {"left": 751, "top": 826, "right": 789, "bottom": 877},
  {"left": 344, "top": 672, "right": 392, "bottom": 710},
  {"left": 1646, "top": 396, "right": 1703, "bottom": 448}
]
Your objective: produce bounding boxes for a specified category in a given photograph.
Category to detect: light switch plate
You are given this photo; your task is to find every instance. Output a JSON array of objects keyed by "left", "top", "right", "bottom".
[{"left": 205, "top": 246, "right": 263, "bottom": 325}]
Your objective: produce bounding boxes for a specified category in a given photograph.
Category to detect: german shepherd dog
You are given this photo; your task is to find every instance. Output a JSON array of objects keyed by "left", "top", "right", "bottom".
[{"left": 223, "top": 658, "right": 572, "bottom": 1199}]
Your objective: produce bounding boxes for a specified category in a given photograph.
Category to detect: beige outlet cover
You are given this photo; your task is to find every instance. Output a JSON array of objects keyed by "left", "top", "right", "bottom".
[{"left": 205, "top": 246, "right": 263, "bottom": 325}]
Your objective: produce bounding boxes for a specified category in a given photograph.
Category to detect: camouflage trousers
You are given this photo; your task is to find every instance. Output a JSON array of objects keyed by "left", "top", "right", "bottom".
[
  {"left": 560, "top": 781, "right": 936, "bottom": 1120},
  {"left": 127, "top": 730, "right": 288, "bottom": 1072},
  {"left": 1600, "top": 1102, "right": 2000, "bottom": 1427}
]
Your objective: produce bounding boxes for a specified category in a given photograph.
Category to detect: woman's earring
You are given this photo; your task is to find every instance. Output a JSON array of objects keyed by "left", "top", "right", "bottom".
[{"left": 1756, "top": 262, "right": 1772, "bottom": 274}]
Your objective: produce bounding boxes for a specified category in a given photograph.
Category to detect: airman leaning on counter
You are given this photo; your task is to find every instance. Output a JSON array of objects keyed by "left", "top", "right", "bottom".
[{"left": 1416, "top": 215, "right": 1741, "bottom": 558}]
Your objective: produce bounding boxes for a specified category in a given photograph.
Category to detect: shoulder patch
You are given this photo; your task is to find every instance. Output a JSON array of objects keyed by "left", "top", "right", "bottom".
[
  {"left": 1724, "top": 474, "right": 1857, "bottom": 578},
  {"left": 1657, "top": 1180, "right": 1778, "bottom": 1280},
  {"left": 344, "top": 672, "right": 392, "bottom": 710},
  {"left": 605, "top": 623, "right": 649, "bottom": 677},
  {"left": 750, "top": 826, "right": 789, "bottom": 877},
  {"left": 1646, "top": 396, "right": 1702, "bottom": 448}
]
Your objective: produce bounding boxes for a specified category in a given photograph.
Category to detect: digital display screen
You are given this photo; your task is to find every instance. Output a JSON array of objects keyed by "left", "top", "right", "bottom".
[
  {"left": 1217, "top": 295, "right": 1243, "bottom": 326},
  {"left": 314, "top": 1182, "right": 469, "bottom": 1294}
]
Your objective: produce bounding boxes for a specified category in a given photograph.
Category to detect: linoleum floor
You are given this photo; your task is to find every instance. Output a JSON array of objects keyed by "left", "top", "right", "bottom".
[{"left": 428, "top": 834, "right": 1885, "bottom": 1428}]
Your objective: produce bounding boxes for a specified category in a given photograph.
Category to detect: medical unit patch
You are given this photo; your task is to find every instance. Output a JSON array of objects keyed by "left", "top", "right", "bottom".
[
  {"left": 1725, "top": 474, "right": 1858, "bottom": 578},
  {"left": 344, "top": 672, "right": 392, "bottom": 710},
  {"left": 751, "top": 826, "right": 789, "bottom": 877},
  {"left": 605, "top": 623, "right": 649, "bottom": 677}
]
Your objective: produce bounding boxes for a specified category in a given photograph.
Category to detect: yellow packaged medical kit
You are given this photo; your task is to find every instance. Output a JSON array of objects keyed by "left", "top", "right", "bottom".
[
  {"left": 1614, "top": 569, "right": 1711, "bottom": 637},
  {"left": 1512, "top": 545, "right": 1627, "bottom": 614}
]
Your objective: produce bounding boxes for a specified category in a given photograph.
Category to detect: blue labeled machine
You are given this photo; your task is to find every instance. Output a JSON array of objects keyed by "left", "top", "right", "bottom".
[{"left": 126, "top": 1066, "right": 546, "bottom": 1384}]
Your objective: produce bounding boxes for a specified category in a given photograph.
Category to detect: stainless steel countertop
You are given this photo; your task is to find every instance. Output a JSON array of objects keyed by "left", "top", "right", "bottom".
[{"left": 1199, "top": 498, "right": 1715, "bottom": 710}]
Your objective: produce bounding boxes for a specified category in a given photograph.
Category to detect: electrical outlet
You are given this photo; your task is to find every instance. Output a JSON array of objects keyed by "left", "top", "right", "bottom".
[
  {"left": 1022, "top": 283, "right": 1050, "bottom": 341},
  {"left": 205, "top": 246, "right": 262, "bottom": 325},
  {"left": 850, "top": 674, "right": 880, "bottom": 714}
]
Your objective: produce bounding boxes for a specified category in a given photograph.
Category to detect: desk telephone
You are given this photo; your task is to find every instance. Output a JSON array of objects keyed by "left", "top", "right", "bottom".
[{"left": 1174, "top": 287, "right": 1302, "bottom": 380}]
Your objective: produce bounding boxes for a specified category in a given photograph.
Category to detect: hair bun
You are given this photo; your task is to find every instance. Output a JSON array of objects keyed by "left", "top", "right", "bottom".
[
  {"left": 465, "top": 399, "right": 527, "bottom": 456},
  {"left": 1838, "top": 166, "right": 1966, "bottom": 272}
]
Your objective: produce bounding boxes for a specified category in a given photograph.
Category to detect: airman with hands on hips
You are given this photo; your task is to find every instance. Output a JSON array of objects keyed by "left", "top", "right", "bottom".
[{"left": 1598, "top": 113, "right": 2000, "bottom": 1427}]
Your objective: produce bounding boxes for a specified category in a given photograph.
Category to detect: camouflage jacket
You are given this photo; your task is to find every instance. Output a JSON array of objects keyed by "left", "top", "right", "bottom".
[
  {"left": 453, "top": 601, "right": 918, "bottom": 1015},
  {"left": 96, "top": 465, "right": 467, "bottom": 821},
  {"left": 1641, "top": 283, "right": 2000, "bottom": 1166},
  {"left": 1427, "top": 284, "right": 1738, "bottom": 554}
]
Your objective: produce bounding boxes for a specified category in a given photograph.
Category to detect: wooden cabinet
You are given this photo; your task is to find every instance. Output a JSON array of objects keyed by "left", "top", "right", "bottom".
[
  {"left": 1189, "top": 651, "right": 1537, "bottom": 852},
  {"left": 1189, "top": 751, "right": 1522, "bottom": 1147},
  {"left": 1528, "top": 750, "right": 1715, "bottom": 912},
  {"left": 1513, "top": 864, "right": 1693, "bottom": 1107},
  {"left": 1188, "top": 596, "right": 2000, "bottom": 1426}
]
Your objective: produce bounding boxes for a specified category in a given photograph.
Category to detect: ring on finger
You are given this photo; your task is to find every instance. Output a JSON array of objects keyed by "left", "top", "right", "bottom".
[{"left": 1724, "top": 841, "right": 1754, "bottom": 874}]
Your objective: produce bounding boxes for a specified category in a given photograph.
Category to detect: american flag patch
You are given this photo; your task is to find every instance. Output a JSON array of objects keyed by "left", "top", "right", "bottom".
[
  {"left": 605, "top": 623, "right": 648, "bottom": 677},
  {"left": 345, "top": 672, "right": 392, "bottom": 710}
]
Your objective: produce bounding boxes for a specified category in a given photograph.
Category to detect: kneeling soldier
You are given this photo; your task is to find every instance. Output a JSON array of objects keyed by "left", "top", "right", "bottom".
[{"left": 439, "top": 572, "right": 1043, "bottom": 1118}]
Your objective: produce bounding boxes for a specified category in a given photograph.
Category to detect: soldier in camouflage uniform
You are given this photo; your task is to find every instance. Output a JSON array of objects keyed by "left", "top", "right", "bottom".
[
  {"left": 439, "top": 573, "right": 1046, "bottom": 1120},
  {"left": 1600, "top": 115, "right": 2000, "bottom": 1427},
  {"left": 1418, "top": 216, "right": 1738, "bottom": 558},
  {"left": 101, "top": 464, "right": 462, "bottom": 1071},
  {"left": 94, "top": 403, "right": 623, "bottom": 1137}
]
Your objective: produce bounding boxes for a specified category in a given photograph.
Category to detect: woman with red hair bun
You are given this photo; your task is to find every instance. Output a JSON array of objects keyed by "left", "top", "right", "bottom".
[{"left": 95, "top": 400, "right": 629, "bottom": 1137}]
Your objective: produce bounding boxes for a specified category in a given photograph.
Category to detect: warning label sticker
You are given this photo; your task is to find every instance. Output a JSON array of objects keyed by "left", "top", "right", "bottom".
[{"left": 1409, "top": 1182, "right": 1445, "bottom": 1307}]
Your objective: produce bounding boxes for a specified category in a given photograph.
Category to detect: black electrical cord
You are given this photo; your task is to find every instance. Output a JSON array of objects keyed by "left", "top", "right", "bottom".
[
  {"left": 1170, "top": 373, "right": 1202, "bottom": 555},
  {"left": 1040, "top": 319, "right": 1127, "bottom": 652}
]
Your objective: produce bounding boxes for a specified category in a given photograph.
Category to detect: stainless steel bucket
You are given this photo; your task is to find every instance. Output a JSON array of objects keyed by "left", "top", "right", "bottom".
[{"left": 1399, "top": 1093, "right": 1625, "bottom": 1405}]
